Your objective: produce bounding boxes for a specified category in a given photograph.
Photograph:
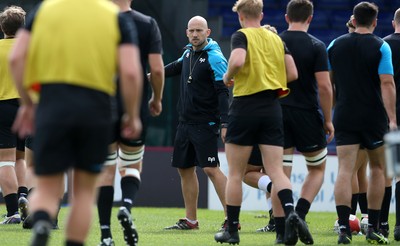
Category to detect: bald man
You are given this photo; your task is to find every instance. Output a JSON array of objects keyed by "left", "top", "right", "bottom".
[{"left": 162, "top": 16, "right": 230, "bottom": 231}]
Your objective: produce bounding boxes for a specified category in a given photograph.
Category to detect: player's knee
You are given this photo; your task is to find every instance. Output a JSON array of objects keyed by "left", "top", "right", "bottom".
[
  {"left": 305, "top": 148, "right": 327, "bottom": 166},
  {"left": 203, "top": 166, "right": 220, "bottom": 178},
  {"left": 118, "top": 146, "right": 144, "bottom": 167},
  {"left": 283, "top": 154, "right": 293, "bottom": 167},
  {"left": 0, "top": 161, "right": 15, "bottom": 167},
  {"left": 104, "top": 151, "right": 118, "bottom": 166}
]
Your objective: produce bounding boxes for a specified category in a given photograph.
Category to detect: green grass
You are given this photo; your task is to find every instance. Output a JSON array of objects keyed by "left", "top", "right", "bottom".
[{"left": 0, "top": 205, "right": 397, "bottom": 245}]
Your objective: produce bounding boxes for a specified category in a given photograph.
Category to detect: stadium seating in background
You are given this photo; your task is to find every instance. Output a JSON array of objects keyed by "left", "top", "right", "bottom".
[
  {"left": 264, "top": 0, "right": 280, "bottom": 9},
  {"left": 279, "top": 0, "right": 291, "bottom": 9},
  {"left": 311, "top": 10, "right": 331, "bottom": 30},
  {"left": 315, "top": 0, "right": 352, "bottom": 10},
  {"left": 263, "top": 9, "right": 287, "bottom": 33},
  {"left": 376, "top": 11, "right": 395, "bottom": 32},
  {"left": 390, "top": 0, "right": 400, "bottom": 8},
  {"left": 222, "top": 26, "right": 238, "bottom": 38},
  {"left": 208, "top": 0, "right": 396, "bottom": 43},
  {"left": 331, "top": 10, "right": 353, "bottom": 30}
]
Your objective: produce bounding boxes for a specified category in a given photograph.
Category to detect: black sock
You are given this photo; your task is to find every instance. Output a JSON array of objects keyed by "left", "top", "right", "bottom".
[
  {"left": 4, "top": 193, "right": 18, "bottom": 216},
  {"left": 296, "top": 198, "right": 311, "bottom": 221},
  {"left": 380, "top": 186, "right": 392, "bottom": 230},
  {"left": 336, "top": 205, "right": 351, "bottom": 236},
  {"left": 17, "top": 186, "right": 28, "bottom": 198},
  {"left": 32, "top": 210, "right": 52, "bottom": 225},
  {"left": 120, "top": 176, "right": 140, "bottom": 212},
  {"left": 65, "top": 241, "right": 83, "bottom": 246},
  {"left": 358, "top": 192, "right": 368, "bottom": 215},
  {"left": 226, "top": 205, "right": 240, "bottom": 233},
  {"left": 275, "top": 216, "right": 285, "bottom": 236},
  {"left": 277, "top": 189, "right": 294, "bottom": 217},
  {"left": 97, "top": 186, "right": 114, "bottom": 239},
  {"left": 351, "top": 193, "right": 359, "bottom": 215},
  {"left": 267, "top": 182, "right": 272, "bottom": 194},
  {"left": 268, "top": 209, "right": 275, "bottom": 225},
  {"left": 396, "top": 182, "right": 400, "bottom": 226},
  {"left": 368, "top": 209, "right": 380, "bottom": 231}
]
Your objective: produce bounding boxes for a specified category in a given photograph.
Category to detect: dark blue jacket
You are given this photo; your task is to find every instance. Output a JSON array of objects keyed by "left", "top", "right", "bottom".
[{"left": 165, "top": 38, "right": 229, "bottom": 124}]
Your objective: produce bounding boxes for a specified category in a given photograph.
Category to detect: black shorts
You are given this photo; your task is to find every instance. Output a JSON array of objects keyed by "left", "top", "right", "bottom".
[
  {"left": 335, "top": 128, "right": 387, "bottom": 150},
  {"left": 0, "top": 99, "right": 19, "bottom": 149},
  {"left": 25, "top": 136, "right": 34, "bottom": 150},
  {"left": 111, "top": 108, "right": 148, "bottom": 147},
  {"left": 248, "top": 145, "right": 263, "bottom": 166},
  {"left": 16, "top": 137, "right": 25, "bottom": 152},
  {"left": 282, "top": 106, "right": 327, "bottom": 152},
  {"left": 34, "top": 84, "right": 112, "bottom": 175},
  {"left": 110, "top": 88, "right": 149, "bottom": 146},
  {"left": 171, "top": 122, "right": 220, "bottom": 168},
  {"left": 226, "top": 91, "right": 283, "bottom": 146},
  {"left": 226, "top": 114, "right": 283, "bottom": 146}
]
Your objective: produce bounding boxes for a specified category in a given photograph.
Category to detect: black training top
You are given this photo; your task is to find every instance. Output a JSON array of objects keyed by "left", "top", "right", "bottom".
[
  {"left": 383, "top": 33, "right": 400, "bottom": 124},
  {"left": 279, "top": 30, "right": 329, "bottom": 110},
  {"left": 328, "top": 32, "right": 393, "bottom": 131},
  {"left": 117, "top": 10, "right": 163, "bottom": 117},
  {"left": 165, "top": 38, "right": 229, "bottom": 124}
]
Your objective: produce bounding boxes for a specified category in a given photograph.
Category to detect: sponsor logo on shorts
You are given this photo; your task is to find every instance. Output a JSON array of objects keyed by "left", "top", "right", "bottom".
[
  {"left": 372, "top": 140, "right": 383, "bottom": 146},
  {"left": 208, "top": 157, "right": 216, "bottom": 163}
]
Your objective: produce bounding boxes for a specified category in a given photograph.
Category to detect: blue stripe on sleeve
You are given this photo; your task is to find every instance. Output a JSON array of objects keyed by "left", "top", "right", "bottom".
[
  {"left": 378, "top": 41, "right": 394, "bottom": 75},
  {"left": 207, "top": 49, "right": 227, "bottom": 82},
  {"left": 326, "top": 39, "right": 336, "bottom": 71}
]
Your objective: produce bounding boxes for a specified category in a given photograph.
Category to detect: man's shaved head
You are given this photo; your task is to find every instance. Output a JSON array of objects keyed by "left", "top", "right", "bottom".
[
  {"left": 187, "top": 16, "right": 208, "bottom": 29},
  {"left": 186, "top": 16, "right": 210, "bottom": 50}
]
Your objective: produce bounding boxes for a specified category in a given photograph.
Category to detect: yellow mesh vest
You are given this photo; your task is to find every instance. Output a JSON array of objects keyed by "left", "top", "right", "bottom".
[
  {"left": 0, "top": 39, "right": 19, "bottom": 100},
  {"left": 24, "top": 0, "right": 120, "bottom": 96},
  {"left": 233, "top": 28, "right": 288, "bottom": 97}
]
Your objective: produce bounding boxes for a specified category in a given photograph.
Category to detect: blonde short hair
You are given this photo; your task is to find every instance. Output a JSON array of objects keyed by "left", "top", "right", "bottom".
[
  {"left": 262, "top": 24, "right": 277, "bottom": 34},
  {"left": 232, "top": 0, "right": 263, "bottom": 19},
  {"left": 346, "top": 15, "right": 355, "bottom": 29}
]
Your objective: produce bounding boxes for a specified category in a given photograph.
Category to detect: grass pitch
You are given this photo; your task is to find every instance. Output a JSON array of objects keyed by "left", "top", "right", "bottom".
[{"left": 0, "top": 205, "right": 396, "bottom": 245}]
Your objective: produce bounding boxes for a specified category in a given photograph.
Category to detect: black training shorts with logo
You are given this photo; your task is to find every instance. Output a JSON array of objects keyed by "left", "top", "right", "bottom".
[{"left": 171, "top": 122, "right": 220, "bottom": 169}]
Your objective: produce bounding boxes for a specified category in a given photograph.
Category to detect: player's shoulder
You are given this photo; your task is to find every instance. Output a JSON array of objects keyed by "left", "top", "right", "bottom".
[
  {"left": 281, "top": 31, "right": 324, "bottom": 45},
  {"left": 131, "top": 10, "right": 156, "bottom": 26},
  {"left": 307, "top": 33, "right": 325, "bottom": 45},
  {"left": 383, "top": 33, "right": 400, "bottom": 42}
]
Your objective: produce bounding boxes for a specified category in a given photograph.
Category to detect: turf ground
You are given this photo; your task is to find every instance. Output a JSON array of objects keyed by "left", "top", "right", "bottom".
[{"left": 0, "top": 205, "right": 397, "bottom": 245}]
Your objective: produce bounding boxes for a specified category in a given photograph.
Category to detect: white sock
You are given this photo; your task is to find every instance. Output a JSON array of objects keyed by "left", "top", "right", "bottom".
[
  {"left": 266, "top": 197, "right": 272, "bottom": 210},
  {"left": 257, "top": 175, "right": 271, "bottom": 192}
]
